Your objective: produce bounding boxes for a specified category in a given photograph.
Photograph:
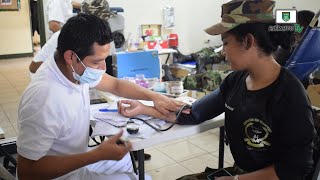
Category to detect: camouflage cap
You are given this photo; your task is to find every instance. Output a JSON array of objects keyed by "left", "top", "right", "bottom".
[
  {"left": 205, "top": 0, "right": 275, "bottom": 35},
  {"left": 81, "top": 0, "right": 116, "bottom": 20}
]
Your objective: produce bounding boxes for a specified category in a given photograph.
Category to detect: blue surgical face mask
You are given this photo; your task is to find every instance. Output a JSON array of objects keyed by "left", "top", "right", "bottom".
[{"left": 70, "top": 53, "right": 105, "bottom": 85}]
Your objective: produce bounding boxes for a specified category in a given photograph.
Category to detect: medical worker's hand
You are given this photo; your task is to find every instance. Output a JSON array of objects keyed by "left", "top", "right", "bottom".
[
  {"left": 93, "top": 130, "right": 132, "bottom": 161},
  {"left": 152, "top": 94, "right": 185, "bottom": 116}
]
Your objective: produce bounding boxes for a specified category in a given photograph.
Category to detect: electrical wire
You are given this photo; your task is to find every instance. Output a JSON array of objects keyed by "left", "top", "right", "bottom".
[{"left": 129, "top": 104, "right": 191, "bottom": 132}]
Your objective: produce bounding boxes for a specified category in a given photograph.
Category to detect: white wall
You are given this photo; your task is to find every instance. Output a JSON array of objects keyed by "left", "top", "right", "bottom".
[
  {"left": 108, "top": 0, "right": 226, "bottom": 54},
  {"left": 0, "top": 0, "right": 33, "bottom": 56},
  {"left": 108, "top": 0, "right": 320, "bottom": 54},
  {"left": 1, "top": 0, "right": 318, "bottom": 57},
  {"left": 275, "top": 0, "right": 319, "bottom": 13}
]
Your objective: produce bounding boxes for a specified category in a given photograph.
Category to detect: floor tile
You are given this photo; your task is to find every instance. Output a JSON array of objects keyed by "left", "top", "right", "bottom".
[
  {"left": 157, "top": 141, "right": 207, "bottom": 162},
  {"left": 208, "top": 128, "right": 220, "bottom": 136},
  {"left": 153, "top": 138, "right": 186, "bottom": 149},
  {"left": 0, "top": 87, "right": 18, "bottom": 94},
  {"left": 16, "top": 86, "right": 28, "bottom": 95},
  {"left": 2, "top": 126, "right": 17, "bottom": 138},
  {"left": 0, "top": 106, "right": 9, "bottom": 122},
  {"left": 211, "top": 147, "right": 235, "bottom": 165},
  {"left": 1, "top": 102, "right": 19, "bottom": 125},
  {"left": 187, "top": 133, "right": 220, "bottom": 153},
  {"left": 11, "top": 122, "right": 18, "bottom": 133},
  {"left": 144, "top": 148, "right": 176, "bottom": 171},
  {"left": 183, "top": 130, "right": 212, "bottom": 140},
  {"left": 180, "top": 154, "right": 219, "bottom": 173},
  {"left": 0, "top": 80, "right": 13, "bottom": 88},
  {"left": 0, "top": 96, "right": 20, "bottom": 104},
  {"left": 147, "top": 163, "right": 192, "bottom": 180},
  {"left": 144, "top": 146, "right": 155, "bottom": 152},
  {"left": 0, "top": 74, "right": 7, "bottom": 82}
]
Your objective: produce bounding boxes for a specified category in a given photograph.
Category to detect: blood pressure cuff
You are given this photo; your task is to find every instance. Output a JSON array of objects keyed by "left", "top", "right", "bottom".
[{"left": 176, "top": 88, "right": 224, "bottom": 125}]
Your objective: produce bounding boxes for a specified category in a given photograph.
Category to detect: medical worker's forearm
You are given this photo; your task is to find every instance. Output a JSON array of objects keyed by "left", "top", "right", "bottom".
[
  {"left": 96, "top": 74, "right": 181, "bottom": 115},
  {"left": 71, "top": 1, "right": 81, "bottom": 9},
  {"left": 49, "top": 21, "right": 61, "bottom": 33},
  {"left": 18, "top": 151, "right": 100, "bottom": 180},
  {"left": 96, "top": 74, "right": 157, "bottom": 100}
]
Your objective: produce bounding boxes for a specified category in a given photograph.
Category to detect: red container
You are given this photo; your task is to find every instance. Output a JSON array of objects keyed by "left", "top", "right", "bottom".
[
  {"left": 147, "top": 42, "right": 156, "bottom": 49},
  {"left": 160, "top": 40, "right": 169, "bottom": 48},
  {"left": 168, "top": 33, "right": 178, "bottom": 48},
  {"left": 147, "top": 41, "right": 169, "bottom": 49}
]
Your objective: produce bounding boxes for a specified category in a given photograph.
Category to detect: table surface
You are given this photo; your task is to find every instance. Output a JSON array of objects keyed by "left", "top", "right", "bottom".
[
  {"left": 90, "top": 94, "right": 225, "bottom": 151},
  {"left": 90, "top": 101, "right": 225, "bottom": 151},
  {"left": 158, "top": 48, "right": 177, "bottom": 55},
  {"left": 129, "top": 113, "right": 225, "bottom": 151}
]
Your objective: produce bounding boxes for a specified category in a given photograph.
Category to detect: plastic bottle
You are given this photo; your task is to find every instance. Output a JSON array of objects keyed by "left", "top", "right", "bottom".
[{"left": 135, "top": 74, "right": 149, "bottom": 88}]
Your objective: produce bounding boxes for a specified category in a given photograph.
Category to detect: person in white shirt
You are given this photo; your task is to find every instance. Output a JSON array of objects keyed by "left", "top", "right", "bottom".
[
  {"left": 46, "top": 0, "right": 73, "bottom": 34},
  {"left": 18, "top": 14, "right": 180, "bottom": 180},
  {"left": 29, "top": 31, "right": 60, "bottom": 77},
  {"left": 29, "top": 0, "right": 118, "bottom": 76}
]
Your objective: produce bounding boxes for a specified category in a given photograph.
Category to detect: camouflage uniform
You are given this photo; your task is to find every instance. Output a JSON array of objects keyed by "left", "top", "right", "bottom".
[
  {"left": 205, "top": 0, "right": 275, "bottom": 35},
  {"left": 81, "top": 0, "right": 116, "bottom": 20},
  {"left": 183, "top": 71, "right": 222, "bottom": 92}
]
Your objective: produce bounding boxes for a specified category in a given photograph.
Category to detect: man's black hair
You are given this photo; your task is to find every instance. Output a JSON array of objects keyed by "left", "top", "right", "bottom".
[
  {"left": 57, "top": 13, "right": 113, "bottom": 61},
  {"left": 227, "top": 23, "right": 294, "bottom": 56}
]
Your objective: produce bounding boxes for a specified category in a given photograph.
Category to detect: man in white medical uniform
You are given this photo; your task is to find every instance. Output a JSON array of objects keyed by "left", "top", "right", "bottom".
[{"left": 17, "top": 14, "right": 178, "bottom": 180}]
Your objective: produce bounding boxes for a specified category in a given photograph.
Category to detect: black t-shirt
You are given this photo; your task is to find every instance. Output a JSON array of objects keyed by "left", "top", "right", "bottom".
[{"left": 178, "top": 67, "right": 316, "bottom": 179}]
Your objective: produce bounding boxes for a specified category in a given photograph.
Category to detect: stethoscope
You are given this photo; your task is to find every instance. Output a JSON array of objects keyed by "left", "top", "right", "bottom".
[
  {"left": 128, "top": 104, "right": 191, "bottom": 132},
  {"left": 89, "top": 104, "right": 191, "bottom": 147}
]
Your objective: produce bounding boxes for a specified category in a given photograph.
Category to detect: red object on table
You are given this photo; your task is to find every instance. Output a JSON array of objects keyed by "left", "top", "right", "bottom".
[
  {"left": 147, "top": 41, "right": 169, "bottom": 49},
  {"left": 148, "top": 42, "right": 156, "bottom": 49},
  {"left": 168, "top": 33, "right": 178, "bottom": 48}
]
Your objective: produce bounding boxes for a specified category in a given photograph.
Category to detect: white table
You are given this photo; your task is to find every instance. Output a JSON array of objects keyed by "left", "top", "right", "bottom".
[
  {"left": 158, "top": 48, "right": 177, "bottom": 64},
  {"left": 90, "top": 103, "right": 225, "bottom": 180},
  {"left": 129, "top": 113, "right": 224, "bottom": 151}
]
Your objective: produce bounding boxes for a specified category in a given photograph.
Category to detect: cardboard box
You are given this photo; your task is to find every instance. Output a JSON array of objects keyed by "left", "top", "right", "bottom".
[
  {"left": 307, "top": 84, "right": 320, "bottom": 108},
  {"left": 170, "top": 67, "right": 190, "bottom": 79}
]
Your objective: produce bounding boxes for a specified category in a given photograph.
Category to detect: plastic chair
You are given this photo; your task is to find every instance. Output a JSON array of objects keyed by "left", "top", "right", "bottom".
[
  {"left": 0, "top": 137, "right": 17, "bottom": 180},
  {"left": 285, "top": 10, "right": 320, "bottom": 80}
]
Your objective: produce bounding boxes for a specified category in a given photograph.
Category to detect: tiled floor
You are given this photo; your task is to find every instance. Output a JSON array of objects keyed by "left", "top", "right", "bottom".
[
  {"left": 0, "top": 57, "right": 31, "bottom": 138},
  {"left": 0, "top": 57, "right": 234, "bottom": 179}
]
